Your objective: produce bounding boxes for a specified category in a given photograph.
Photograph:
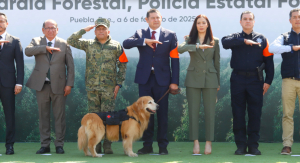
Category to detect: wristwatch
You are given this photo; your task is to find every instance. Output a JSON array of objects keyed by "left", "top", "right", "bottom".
[
  {"left": 290, "top": 44, "right": 294, "bottom": 53},
  {"left": 117, "top": 84, "right": 122, "bottom": 88}
]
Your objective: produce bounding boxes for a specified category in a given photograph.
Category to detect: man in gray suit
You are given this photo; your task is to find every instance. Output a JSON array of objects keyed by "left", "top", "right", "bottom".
[{"left": 25, "top": 19, "right": 74, "bottom": 154}]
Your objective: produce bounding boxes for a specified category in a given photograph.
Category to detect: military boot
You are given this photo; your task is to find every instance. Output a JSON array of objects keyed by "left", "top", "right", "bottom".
[
  {"left": 103, "top": 139, "right": 113, "bottom": 154},
  {"left": 96, "top": 142, "right": 102, "bottom": 153}
]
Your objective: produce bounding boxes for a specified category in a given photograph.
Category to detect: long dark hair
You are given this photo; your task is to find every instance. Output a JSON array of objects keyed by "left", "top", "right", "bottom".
[{"left": 188, "top": 14, "right": 214, "bottom": 46}]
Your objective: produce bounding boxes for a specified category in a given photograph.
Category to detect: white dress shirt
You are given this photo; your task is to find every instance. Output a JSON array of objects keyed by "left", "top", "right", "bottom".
[
  {"left": 0, "top": 32, "right": 7, "bottom": 49},
  {"left": 269, "top": 34, "right": 293, "bottom": 54},
  {"left": 143, "top": 26, "right": 161, "bottom": 46},
  {"left": 1, "top": 32, "right": 22, "bottom": 87},
  {"left": 45, "top": 38, "right": 56, "bottom": 81}
]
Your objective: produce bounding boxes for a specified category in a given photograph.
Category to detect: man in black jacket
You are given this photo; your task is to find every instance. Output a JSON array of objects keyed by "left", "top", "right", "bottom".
[
  {"left": 0, "top": 12, "right": 24, "bottom": 155},
  {"left": 269, "top": 8, "right": 300, "bottom": 155},
  {"left": 222, "top": 11, "right": 274, "bottom": 155}
]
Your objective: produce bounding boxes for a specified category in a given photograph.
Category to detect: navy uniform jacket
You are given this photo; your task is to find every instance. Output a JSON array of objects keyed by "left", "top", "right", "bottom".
[
  {"left": 222, "top": 31, "right": 274, "bottom": 85},
  {"left": 123, "top": 27, "right": 179, "bottom": 86},
  {"left": 0, "top": 33, "right": 24, "bottom": 87}
]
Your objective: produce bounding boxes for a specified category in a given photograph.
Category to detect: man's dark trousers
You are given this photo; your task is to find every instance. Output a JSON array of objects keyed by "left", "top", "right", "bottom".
[
  {"left": 139, "top": 73, "right": 169, "bottom": 148},
  {"left": 0, "top": 83, "right": 15, "bottom": 148},
  {"left": 230, "top": 71, "right": 264, "bottom": 149}
]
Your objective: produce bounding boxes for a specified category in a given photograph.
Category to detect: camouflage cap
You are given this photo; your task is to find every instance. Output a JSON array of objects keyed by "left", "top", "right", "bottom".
[{"left": 95, "top": 18, "right": 110, "bottom": 29}]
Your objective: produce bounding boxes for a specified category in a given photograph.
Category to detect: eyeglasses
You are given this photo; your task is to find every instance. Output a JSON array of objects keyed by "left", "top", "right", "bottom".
[{"left": 44, "top": 27, "right": 57, "bottom": 31}]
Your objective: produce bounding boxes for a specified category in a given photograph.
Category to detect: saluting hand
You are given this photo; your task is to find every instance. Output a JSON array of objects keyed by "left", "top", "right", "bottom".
[
  {"left": 46, "top": 46, "right": 60, "bottom": 54},
  {"left": 145, "top": 39, "right": 162, "bottom": 49},
  {"left": 244, "top": 39, "right": 260, "bottom": 46},
  {"left": 0, "top": 40, "right": 9, "bottom": 44},
  {"left": 292, "top": 45, "right": 300, "bottom": 51},
  {"left": 263, "top": 83, "right": 270, "bottom": 95},
  {"left": 84, "top": 25, "right": 96, "bottom": 32},
  {"left": 199, "top": 44, "right": 214, "bottom": 49}
]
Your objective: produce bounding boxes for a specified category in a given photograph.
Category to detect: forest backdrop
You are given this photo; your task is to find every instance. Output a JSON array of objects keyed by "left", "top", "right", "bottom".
[{"left": 1, "top": 56, "right": 298, "bottom": 143}]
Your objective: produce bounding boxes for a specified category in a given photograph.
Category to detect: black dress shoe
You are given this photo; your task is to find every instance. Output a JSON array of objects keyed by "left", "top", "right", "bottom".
[
  {"left": 6, "top": 146, "right": 14, "bottom": 155},
  {"left": 234, "top": 147, "right": 247, "bottom": 155},
  {"left": 36, "top": 147, "right": 50, "bottom": 154},
  {"left": 56, "top": 146, "right": 65, "bottom": 154},
  {"left": 159, "top": 147, "right": 168, "bottom": 155},
  {"left": 137, "top": 146, "right": 153, "bottom": 154},
  {"left": 248, "top": 147, "right": 261, "bottom": 155}
]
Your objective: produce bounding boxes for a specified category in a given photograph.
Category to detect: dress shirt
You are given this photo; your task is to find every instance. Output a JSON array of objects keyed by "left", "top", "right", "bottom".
[
  {"left": 45, "top": 38, "right": 56, "bottom": 81},
  {"left": 1, "top": 32, "right": 22, "bottom": 87},
  {"left": 143, "top": 26, "right": 161, "bottom": 46},
  {"left": 0, "top": 32, "right": 6, "bottom": 49},
  {"left": 269, "top": 35, "right": 292, "bottom": 54}
]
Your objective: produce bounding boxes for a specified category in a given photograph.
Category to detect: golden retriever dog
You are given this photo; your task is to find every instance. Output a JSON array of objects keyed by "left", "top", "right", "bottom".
[{"left": 77, "top": 96, "right": 158, "bottom": 157}]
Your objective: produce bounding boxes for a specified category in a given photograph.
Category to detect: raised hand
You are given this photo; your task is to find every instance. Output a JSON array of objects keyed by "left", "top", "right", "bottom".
[
  {"left": 199, "top": 44, "right": 214, "bottom": 49},
  {"left": 84, "top": 25, "right": 96, "bottom": 32},
  {"left": 46, "top": 46, "right": 61, "bottom": 54},
  {"left": 0, "top": 40, "right": 9, "bottom": 44},
  {"left": 292, "top": 45, "right": 300, "bottom": 51},
  {"left": 244, "top": 39, "right": 260, "bottom": 46},
  {"left": 145, "top": 39, "right": 162, "bottom": 49}
]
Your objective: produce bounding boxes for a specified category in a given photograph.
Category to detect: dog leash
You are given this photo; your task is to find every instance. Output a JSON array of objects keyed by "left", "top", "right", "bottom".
[{"left": 156, "top": 88, "right": 170, "bottom": 103}]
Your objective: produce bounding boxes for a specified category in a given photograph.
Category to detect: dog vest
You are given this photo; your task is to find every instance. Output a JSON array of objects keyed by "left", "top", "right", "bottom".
[{"left": 94, "top": 109, "right": 140, "bottom": 125}]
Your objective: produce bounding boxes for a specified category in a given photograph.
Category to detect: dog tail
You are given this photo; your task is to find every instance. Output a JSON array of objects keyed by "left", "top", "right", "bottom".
[{"left": 78, "top": 126, "right": 87, "bottom": 150}]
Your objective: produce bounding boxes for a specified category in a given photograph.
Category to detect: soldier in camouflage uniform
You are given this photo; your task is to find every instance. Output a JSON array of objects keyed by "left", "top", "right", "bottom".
[{"left": 67, "top": 18, "right": 128, "bottom": 154}]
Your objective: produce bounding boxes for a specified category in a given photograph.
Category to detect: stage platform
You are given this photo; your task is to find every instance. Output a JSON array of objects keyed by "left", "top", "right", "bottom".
[{"left": 0, "top": 142, "right": 299, "bottom": 163}]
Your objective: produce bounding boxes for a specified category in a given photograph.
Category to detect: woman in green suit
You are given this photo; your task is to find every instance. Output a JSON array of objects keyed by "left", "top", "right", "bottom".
[{"left": 178, "top": 14, "right": 220, "bottom": 155}]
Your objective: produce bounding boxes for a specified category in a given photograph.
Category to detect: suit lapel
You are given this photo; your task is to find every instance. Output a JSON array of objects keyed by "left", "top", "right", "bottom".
[
  {"left": 196, "top": 38, "right": 205, "bottom": 60},
  {"left": 155, "top": 27, "right": 165, "bottom": 53},
  {"left": 145, "top": 28, "right": 151, "bottom": 39},
  {"left": 41, "top": 36, "right": 50, "bottom": 60},
  {"left": 52, "top": 37, "right": 60, "bottom": 61},
  {"left": 1, "top": 33, "right": 13, "bottom": 54}
]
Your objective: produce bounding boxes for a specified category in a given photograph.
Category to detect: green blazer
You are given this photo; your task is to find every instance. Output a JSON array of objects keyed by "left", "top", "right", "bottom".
[{"left": 178, "top": 37, "right": 220, "bottom": 88}]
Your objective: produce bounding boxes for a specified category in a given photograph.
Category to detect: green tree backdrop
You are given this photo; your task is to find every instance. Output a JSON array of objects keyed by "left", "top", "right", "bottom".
[{"left": 0, "top": 57, "right": 299, "bottom": 142}]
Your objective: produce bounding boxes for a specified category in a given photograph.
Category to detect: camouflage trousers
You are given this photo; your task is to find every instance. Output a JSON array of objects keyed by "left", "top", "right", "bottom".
[{"left": 87, "top": 86, "right": 115, "bottom": 113}]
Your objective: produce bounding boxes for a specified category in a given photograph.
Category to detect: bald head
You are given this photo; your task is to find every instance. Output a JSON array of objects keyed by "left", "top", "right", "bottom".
[
  {"left": 42, "top": 19, "right": 58, "bottom": 41},
  {"left": 43, "top": 19, "right": 57, "bottom": 28}
]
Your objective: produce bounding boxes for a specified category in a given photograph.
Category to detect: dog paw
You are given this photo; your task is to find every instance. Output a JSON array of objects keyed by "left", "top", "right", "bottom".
[
  {"left": 85, "top": 151, "right": 92, "bottom": 156},
  {"left": 128, "top": 153, "right": 138, "bottom": 157},
  {"left": 95, "top": 154, "right": 103, "bottom": 157}
]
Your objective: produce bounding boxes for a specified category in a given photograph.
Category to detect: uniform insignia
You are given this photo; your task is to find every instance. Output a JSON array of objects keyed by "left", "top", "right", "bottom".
[
  {"left": 256, "top": 38, "right": 262, "bottom": 43},
  {"left": 256, "top": 38, "right": 262, "bottom": 47}
]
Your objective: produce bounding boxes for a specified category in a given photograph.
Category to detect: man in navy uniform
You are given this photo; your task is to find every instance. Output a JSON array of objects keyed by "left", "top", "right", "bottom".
[
  {"left": 123, "top": 9, "right": 179, "bottom": 155},
  {"left": 222, "top": 11, "right": 274, "bottom": 155}
]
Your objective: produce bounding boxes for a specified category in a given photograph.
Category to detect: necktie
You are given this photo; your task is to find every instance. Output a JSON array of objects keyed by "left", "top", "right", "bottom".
[
  {"left": 47, "top": 42, "right": 52, "bottom": 60},
  {"left": 151, "top": 31, "right": 156, "bottom": 51},
  {"left": 47, "top": 42, "right": 52, "bottom": 80}
]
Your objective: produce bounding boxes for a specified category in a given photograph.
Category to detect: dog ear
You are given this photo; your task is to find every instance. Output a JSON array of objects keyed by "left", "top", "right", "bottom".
[{"left": 137, "top": 98, "right": 144, "bottom": 110}]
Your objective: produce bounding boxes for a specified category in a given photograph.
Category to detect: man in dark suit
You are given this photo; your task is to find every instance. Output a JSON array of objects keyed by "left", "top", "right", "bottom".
[
  {"left": 25, "top": 19, "right": 74, "bottom": 154},
  {"left": 0, "top": 12, "right": 24, "bottom": 155},
  {"left": 123, "top": 9, "right": 179, "bottom": 155}
]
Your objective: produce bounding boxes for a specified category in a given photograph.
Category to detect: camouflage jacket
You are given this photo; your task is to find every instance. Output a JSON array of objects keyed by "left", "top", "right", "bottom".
[{"left": 67, "top": 29, "right": 128, "bottom": 91}]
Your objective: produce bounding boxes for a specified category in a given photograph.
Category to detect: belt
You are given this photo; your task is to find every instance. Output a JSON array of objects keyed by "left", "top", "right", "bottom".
[
  {"left": 234, "top": 70, "right": 257, "bottom": 77},
  {"left": 151, "top": 70, "right": 155, "bottom": 74},
  {"left": 44, "top": 81, "right": 51, "bottom": 84},
  {"left": 286, "top": 77, "right": 300, "bottom": 81}
]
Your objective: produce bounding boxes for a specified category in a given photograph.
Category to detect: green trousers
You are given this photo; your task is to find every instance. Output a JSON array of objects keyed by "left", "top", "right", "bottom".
[
  {"left": 186, "top": 87, "right": 217, "bottom": 141},
  {"left": 87, "top": 86, "right": 115, "bottom": 113}
]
